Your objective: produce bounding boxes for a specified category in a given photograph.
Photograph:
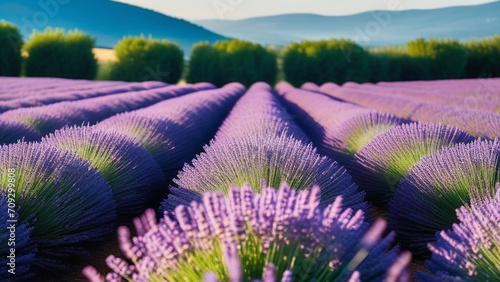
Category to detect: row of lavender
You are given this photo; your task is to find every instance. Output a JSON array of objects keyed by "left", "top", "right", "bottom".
[
  {"left": 0, "top": 80, "right": 245, "bottom": 279},
  {"left": 290, "top": 81, "right": 500, "bottom": 280},
  {"left": 85, "top": 83, "right": 410, "bottom": 282},
  {"left": 0, "top": 80, "right": 214, "bottom": 144},
  {"left": 311, "top": 78, "right": 500, "bottom": 139},
  {"left": 1, "top": 77, "right": 498, "bottom": 281}
]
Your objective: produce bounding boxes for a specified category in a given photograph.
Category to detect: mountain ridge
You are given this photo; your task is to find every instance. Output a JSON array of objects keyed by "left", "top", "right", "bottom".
[
  {"left": 195, "top": 1, "right": 500, "bottom": 46},
  {"left": 0, "top": 0, "right": 226, "bottom": 54}
]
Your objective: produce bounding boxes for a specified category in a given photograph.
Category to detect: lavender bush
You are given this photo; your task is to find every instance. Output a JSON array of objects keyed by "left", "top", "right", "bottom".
[
  {"left": 418, "top": 183, "right": 500, "bottom": 281},
  {"left": 95, "top": 83, "right": 245, "bottom": 178},
  {"left": 388, "top": 139, "right": 500, "bottom": 255},
  {"left": 84, "top": 183, "right": 410, "bottom": 282},
  {"left": 171, "top": 83, "right": 368, "bottom": 212},
  {"left": 0, "top": 142, "right": 116, "bottom": 272},
  {"left": 350, "top": 122, "right": 474, "bottom": 205},
  {"left": 42, "top": 126, "right": 165, "bottom": 215}
]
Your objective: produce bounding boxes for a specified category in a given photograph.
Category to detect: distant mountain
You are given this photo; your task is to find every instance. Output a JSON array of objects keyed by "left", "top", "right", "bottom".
[
  {"left": 195, "top": 1, "right": 500, "bottom": 46},
  {"left": 0, "top": 0, "right": 226, "bottom": 54}
]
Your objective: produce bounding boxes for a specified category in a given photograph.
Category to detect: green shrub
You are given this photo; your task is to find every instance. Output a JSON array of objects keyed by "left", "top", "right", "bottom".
[
  {"left": 109, "top": 36, "right": 184, "bottom": 83},
  {"left": 186, "top": 42, "right": 220, "bottom": 85},
  {"left": 407, "top": 38, "right": 468, "bottom": 80},
  {"left": 0, "top": 21, "right": 23, "bottom": 76},
  {"left": 24, "top": 28, "right": 97, "bottom": 79},
  {"left": 282, "top": 39, "right": 369, "bottom": 86},
  {"left": 463, "top": 35, "right": 500, "bottom": 78},
  {"left": 367, "top": 46, "right": 430, "bottom": 82},
  {"left": 187, "top": 39, "right": 277, "bottom": 87}
]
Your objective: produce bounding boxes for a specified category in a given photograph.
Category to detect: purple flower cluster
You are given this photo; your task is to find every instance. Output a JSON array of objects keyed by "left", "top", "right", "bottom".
[
  {"left": 276, "top": 84, "right": 405, "bottom": 164},
  {"left": 0, "top": 142, "right": 116, "bottom": 273},
  {"left": 95, "top": 83, "right": 245, "bottom": 178},
  {"left": 0, "top": 119, "right": 42, "bottom": 144},
  {"left": 0, "top": 80, "right": 166, "bottom": 113},
  {"left": 215, "top": 82, "right": 310, "bottom": 143},
  {"left": 0, "top": 77, "right": 123, "bottom": 101},
  {"left": 300, "top": 82, "right": 321, "bottom": 92},
  {"left": 0, "top": 83, "right": 214, "bottom": 143},
  {"left": 42, "top": 126, "right": 166, "bottom": 215},
  {"left": 376, "top": 78, "right": 500, "bottom": 114},
  {"left": 169, "top": 82, "right": 368, "bottom": 213},
  {"left": 319, "top": 80, "right": 500, "bottom": 139},
  {"left": 350, "top": 122, "right": 474, "bottom": 205},
  {"left": 84, "top": 183, "right": 410, "bottom": 282},
  {"left": 418, "top": 183, "right": 500, "bottom": 281},
  {"left": 388, "top": 138, "right": 500, "bottom": 255}
]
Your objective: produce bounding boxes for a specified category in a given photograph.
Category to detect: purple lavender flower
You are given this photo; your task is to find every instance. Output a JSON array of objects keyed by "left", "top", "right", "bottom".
[
  {"left": 215, "top": 82, "right": 310, "bottom": 143},
  {"left": 84, "top": 183, "right": 409, "bottom": 282},
  {"left": 388, "top": 138, "right": 500, "bottom": 256},
  {"left": 410, "top": 104, "right": 500, "bottom": 139},
  {"left": 417, "top": 183, "right": 500, "bottom": 281},
  {"left": 42, "top": 125, "right": 165, "bottom": 215},
  {"left": 0, "top": 119, "right": 42, "bottom": 145},
  {"left": 320, "top": 83, "right": 500, "bottom": 139},
  {"left": 276, "top": 86, "right": 405, "bottom": 164},
  {"left": 300, "top": 82, "right": 320, "bottom": 92},
  {"left": 171, "top": 83, "right": 368, "bottom": 213},
  {"left": 0, "top": 80, "right": 166, "bottom": 113},
  {"left": 0, "top": 142, "right": 116, "bottom": 273},
  {"left": 0, "top": 83, "right": 212, "bottom": 139},
  {"left": 350, "top": 122, "right": 474, "bottom": 205},
  {"left": 95, "top": 83, "right": 245, "bottom": 178},
  {"left": 319, "top": 82, "right": 340, "bottom": 92}
]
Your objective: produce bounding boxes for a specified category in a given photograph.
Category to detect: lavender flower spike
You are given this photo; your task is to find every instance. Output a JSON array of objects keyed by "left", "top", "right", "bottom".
[
  {"left": 418, "top": 183, "right": 500, "bottom": 281},
  {"left": 85, "top": 183, "right": 407, "bottom": 282}
]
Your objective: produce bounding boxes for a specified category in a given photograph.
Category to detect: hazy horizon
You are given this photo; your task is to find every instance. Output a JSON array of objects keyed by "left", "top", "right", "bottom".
[{"left": 115, "top": 0, "right": 497, "bottom": 20}]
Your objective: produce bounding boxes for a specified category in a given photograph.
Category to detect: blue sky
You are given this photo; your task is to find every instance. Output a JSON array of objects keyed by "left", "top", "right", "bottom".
[{"left": 115, "top": 0, "right": 496, "bottom": 20}]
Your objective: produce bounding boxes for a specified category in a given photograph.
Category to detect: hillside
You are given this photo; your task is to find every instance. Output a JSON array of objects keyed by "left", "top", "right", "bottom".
[
  {"left": 0, "top": 0, "right": 226, "bottom": 53},
  {"left": 195, "top": 1, "right": 500, "bottom": 46}
]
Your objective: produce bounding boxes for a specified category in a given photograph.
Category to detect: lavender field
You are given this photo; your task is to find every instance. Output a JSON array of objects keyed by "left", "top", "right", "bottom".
[{"left": 1, "top": 76, "right": 499, "bottom": 281}]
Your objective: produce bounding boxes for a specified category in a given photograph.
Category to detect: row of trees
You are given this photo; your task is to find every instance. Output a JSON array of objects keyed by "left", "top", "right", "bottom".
[
  {"left": 1, "top": 20, "right": 500, "bottom": 86},
  {"left": 284, "top": 37, "right": 500, "bottom": 86}
]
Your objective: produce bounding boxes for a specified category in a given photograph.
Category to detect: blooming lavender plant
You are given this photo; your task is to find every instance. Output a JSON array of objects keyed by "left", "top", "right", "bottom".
[
  {"left": 172, "top": 134, "right": 367, "bottom": 212},
  {"left": 95, "top": 83, "right": 245, "bottom": 178},
  {"left": 350, "top": 122, "right": 475, "bottom": 205},
  {"left": 215, "top": 82, "right": 310, "bottom": 143},
  {"left": 171, "top": 83, "right": 368, "bottom": 213},
  {"left": 388, "top": 139, "right": 500, "bottom": 255},
  {"left": 277, "top": 86, "right": 405, "bottom": 164},
  {"left": 42, "top": 126, "right": 165, "bottom": 215},
  {"left": 83, "top": 183, "right": 410, "bottom": 282},
  {"left": 0, "top": 119, "right": 42, "bottom": 144},
  {"left": 300, "top": 82, "right": 320, "bottom": 92},
  {"left": 0, "top": 142, "right": 116, "bottom": 272},
  {"left": 417, "top": 183, "right": 500, "bottom": 281},
  {"left": 0, "top": 81, "right": 166, "bottom": 114},
  {"left": 0, "top": 83, "right": 211, "bottom": 141}
]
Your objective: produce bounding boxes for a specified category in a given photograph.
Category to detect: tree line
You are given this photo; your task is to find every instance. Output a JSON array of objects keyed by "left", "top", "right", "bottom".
[{"left": 1, "top": 21, "right": 499, "bottom": 86}]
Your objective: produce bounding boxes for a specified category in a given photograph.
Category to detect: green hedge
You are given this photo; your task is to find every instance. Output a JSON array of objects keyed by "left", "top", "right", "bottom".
[
  {"left": 187, "top": 39, "right": 277, "bottom": 87},
  {"left": 109, "top": 36, "right": 184, "bottom": 83},
  {"left": 282, "top": 39, "right": 369, "bottom": 87},
  {"left": 407, "top": 38, "right": 468, "bottom": 80},
  {"left": 463, "top": 35, "right": 500, "bottom": 78},
  {"left": 367, "top": 47, "right": 430, "bottom": 82},
  {"left": 0, "top": 21, "right": 23, "bottom": 76},
  {"left": 24, "top": 28, "right": 97, "bottom": 79}
]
